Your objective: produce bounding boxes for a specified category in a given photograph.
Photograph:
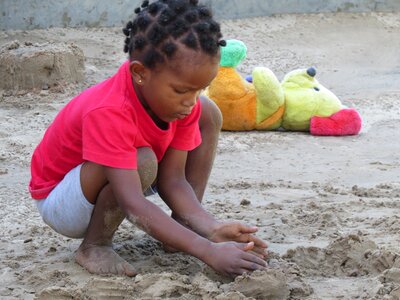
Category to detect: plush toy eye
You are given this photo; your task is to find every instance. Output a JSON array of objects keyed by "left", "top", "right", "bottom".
[
  {"left": 313, "top": 87, "right": 320, "bottom": 91},
  {"left": 245, "top": 75, "right": 253, "bottom": 83},
  {"left": 307, "top": 67, "right": 316, "bottom": 77}
]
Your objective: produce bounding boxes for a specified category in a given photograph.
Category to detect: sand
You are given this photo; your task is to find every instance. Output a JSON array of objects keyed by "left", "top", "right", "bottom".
[{"left": 0, "top": 11, "right": 400, "bottom": 300}]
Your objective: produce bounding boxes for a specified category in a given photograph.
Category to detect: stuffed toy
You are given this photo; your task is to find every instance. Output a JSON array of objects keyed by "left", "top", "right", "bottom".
[{"left": 205, "top": 39, "right": 362, "bottom": 135}]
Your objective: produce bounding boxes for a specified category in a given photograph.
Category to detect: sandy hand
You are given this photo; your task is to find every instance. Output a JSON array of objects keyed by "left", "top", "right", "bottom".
[
  {"left": 204, "top": 241, "right": 267, "bottom": 278},
  {"left": 208, "top": 221, "right": 268, "bottom": 258}
]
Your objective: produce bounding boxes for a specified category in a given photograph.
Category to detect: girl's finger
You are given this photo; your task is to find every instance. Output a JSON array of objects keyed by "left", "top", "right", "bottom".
[
  {"left": 238, "top": 241, "right": 254, "bottom": 252},
  {"left": 249, "top": 235, "right": 268, "bottom": 248},
  {"left": 242, "top": 251, "right": 267, "bottom": 267},
  {"left": 240, "top": 260, "right": 267, "bottom": 272},
  {"left": 249, "top": 248, "right": 267, "bottom": 259},
  {"left": 232, "top": 269, "right": 250, "bottom": 277},
  {"left": 239, "top": 224, "right": 258, "bottom": 233}
]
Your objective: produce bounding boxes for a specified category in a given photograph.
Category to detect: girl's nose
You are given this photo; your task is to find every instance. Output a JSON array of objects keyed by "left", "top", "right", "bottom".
[{"left": 182, "top": 93, "right": 198, "bottom": 107}]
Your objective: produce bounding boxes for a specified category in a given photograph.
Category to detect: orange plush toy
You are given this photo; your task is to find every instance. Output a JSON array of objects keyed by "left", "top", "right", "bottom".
[{"left": 205, "top": 39, "right": 285, "bottom": 131}]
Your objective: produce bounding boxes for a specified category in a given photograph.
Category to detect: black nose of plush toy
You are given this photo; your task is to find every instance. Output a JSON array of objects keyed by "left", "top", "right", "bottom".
[{"left": 307, "top": 67, "right": 317, "bottom": 77}]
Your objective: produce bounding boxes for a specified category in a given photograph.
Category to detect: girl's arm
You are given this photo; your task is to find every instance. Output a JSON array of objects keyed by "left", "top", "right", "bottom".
[
  {"left": 104, "top": 166, "right": 266, "bottom": 277},
  {"left": 157, "top": 147, "right": 219, "bottom": 237},
  {"left": 105, "top": 166, "right": 208, "bottom": 255},
  {"left": 157, "top": 147, "right": 268, "bottom": 257}
]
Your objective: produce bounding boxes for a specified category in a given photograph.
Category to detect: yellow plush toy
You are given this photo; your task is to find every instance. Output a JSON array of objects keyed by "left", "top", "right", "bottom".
[{"left": 205, "top": 39, "right": 362, "bottom": 135}]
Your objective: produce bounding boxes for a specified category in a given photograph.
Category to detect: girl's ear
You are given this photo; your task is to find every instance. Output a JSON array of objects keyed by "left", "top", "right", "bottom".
[{"left": 129, "top": 61, "right": 148, "bottom": 85}]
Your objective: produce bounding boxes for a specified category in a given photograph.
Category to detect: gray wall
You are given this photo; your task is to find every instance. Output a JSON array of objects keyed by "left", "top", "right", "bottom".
[{"left": 1, "top": 0, "right": 400, "bottom": 30}]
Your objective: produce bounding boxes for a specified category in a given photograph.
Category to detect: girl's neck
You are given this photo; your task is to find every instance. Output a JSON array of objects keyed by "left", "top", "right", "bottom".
[{"left": 132, "top": 79, "right": 169, "bottom": 130}]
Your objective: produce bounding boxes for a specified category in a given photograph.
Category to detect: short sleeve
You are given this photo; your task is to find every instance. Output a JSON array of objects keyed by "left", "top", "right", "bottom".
[
  {"left": 82, "top": 107, "right": 138, "bottom": 169},
  {"left": 170, "top": 100, "right": 202, "bottom": 151}
]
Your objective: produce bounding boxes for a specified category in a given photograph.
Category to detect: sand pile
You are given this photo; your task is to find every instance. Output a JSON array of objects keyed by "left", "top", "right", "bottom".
[{"left": 0, "top": 40, "right": 84, "bottom": 91}]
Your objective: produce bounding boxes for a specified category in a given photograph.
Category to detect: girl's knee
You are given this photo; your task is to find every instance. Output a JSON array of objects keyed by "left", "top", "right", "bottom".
[
  {"left": 199, "top": 95, "right": 222, "bottom": 131},
  {"left": 137, "top": 147, "right": 158, "bottom": 191}
]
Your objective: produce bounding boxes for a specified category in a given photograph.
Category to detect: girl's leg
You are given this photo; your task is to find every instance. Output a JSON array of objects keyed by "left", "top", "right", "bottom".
[
  {"left": 75, "top": 147, "right": 157, "bottom": 276},
  {"left": 185, "top": 95, "right": 222, "bottom": 202}
]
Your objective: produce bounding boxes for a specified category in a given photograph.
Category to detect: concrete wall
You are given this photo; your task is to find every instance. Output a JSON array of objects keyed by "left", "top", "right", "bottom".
[
  {"left": 1, "top": 0, "right": 400, "bottom": 30},
  {"left": 210, "top": 0, "right": 400, "bottom": 19}
]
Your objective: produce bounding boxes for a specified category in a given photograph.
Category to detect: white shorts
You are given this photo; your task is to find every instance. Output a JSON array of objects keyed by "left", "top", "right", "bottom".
[{"left": 35, "top": 164, "right": 94, "bottom": 239}]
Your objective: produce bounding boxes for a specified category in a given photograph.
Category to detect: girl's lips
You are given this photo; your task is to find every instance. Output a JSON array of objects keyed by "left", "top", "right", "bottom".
[
  {"left": 176, "top": 113, "right": 189, "bottom": 119},
  {"left": 176, "top": 110, "right": 191, "bottom": 119}
]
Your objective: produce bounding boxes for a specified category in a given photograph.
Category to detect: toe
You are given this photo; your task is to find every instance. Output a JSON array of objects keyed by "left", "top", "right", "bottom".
[{"left": 123, "top": 263, "right": 137, "bottom": 277}]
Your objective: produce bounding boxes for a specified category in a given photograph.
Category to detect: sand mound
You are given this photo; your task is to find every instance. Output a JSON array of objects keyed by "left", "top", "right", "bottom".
[
  {"left": 283, "top": 234, "right": 400, "bottom": 277},
  {"left": 0, "top": 40, "right": 84, "bottom": 91},
  {"left": 222, "top": 269, "right": 290, "bottom": 300}
]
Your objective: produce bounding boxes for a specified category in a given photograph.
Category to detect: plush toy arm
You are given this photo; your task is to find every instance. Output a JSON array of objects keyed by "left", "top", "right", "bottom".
[{"left": 252, "top": 67, "right": 285, "bottom": 124}]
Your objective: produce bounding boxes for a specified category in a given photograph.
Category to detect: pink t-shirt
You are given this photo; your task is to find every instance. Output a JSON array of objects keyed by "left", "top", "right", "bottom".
[{"left": 29, "top": 61, "right": 202, "bottom": 200}]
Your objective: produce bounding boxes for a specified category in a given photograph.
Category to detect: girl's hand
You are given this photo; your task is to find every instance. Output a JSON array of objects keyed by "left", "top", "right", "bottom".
[
  {"left": 204, "top": 241, "right": 267, "bottom": 278},
  {"left": 208, "top": 221, "right": 268, "bottom": 258}
]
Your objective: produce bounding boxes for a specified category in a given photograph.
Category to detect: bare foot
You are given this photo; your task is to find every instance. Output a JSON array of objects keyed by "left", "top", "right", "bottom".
[{"left": 75, "top": 244, "right": 136, "bottom": 277}]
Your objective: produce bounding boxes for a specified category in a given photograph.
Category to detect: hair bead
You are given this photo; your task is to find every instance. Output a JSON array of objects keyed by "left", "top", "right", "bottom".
[
  {"left": 134, "top": 36, "right": 148, "bottom": 50},
  {"left": 148, "top": 24, "right": 168, "bottom": 46},
  {"left": 162, "top": 42, "right": 177, "bottom": 57},
  {"left": 141, "top": 0, "right": 150, "bottom": 8},
  {"left": 124, "top": 44, "right": 130, "bottom": 53},
  {"left": 218, "top": 40, "right": 227, "bottom": 47},
  {"left": 184, "top": 10, "right": 198, "bottom": 23},
  {"left": 137, "top": 15, "right": 151, "bottom": 31},
  {"left": 198, "top": 7, "right": 212, "bottom": 19},
  {"left": 122, "top": 28, "right": 130, "bottom": 36},
  {"left": 148, "top": 2, "right": 160, "bottom": 15}
]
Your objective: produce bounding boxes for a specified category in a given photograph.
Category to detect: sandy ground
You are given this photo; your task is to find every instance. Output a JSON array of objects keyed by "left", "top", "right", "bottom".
[{"left": 1, "top": 11, "right": 400, "bottom": 300}]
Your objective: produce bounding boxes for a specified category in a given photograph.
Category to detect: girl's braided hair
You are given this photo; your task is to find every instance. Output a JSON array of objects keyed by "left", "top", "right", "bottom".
[{"left": 122, "top": 0, "right": 226, "bottom": 69}]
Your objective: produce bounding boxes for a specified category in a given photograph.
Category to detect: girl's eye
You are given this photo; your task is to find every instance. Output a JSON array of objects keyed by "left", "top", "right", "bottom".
[{"left": 174, "top": 89, "right": 188, "bottom": 94}]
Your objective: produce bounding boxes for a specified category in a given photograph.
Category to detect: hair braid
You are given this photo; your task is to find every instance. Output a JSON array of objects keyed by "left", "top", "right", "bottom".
[{"left": 122, "top": 0, "right": 225, "bottom": 69}]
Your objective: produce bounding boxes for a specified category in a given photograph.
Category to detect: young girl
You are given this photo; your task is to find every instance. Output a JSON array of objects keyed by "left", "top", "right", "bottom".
[{"left": 29, "top": 0, "right": 267, "bottom": 278}]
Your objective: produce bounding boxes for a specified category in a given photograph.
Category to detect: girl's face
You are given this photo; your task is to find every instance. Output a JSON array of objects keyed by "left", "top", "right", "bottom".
[{"left": 131, "top": 47, "right": 220, "bottom": 126}]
